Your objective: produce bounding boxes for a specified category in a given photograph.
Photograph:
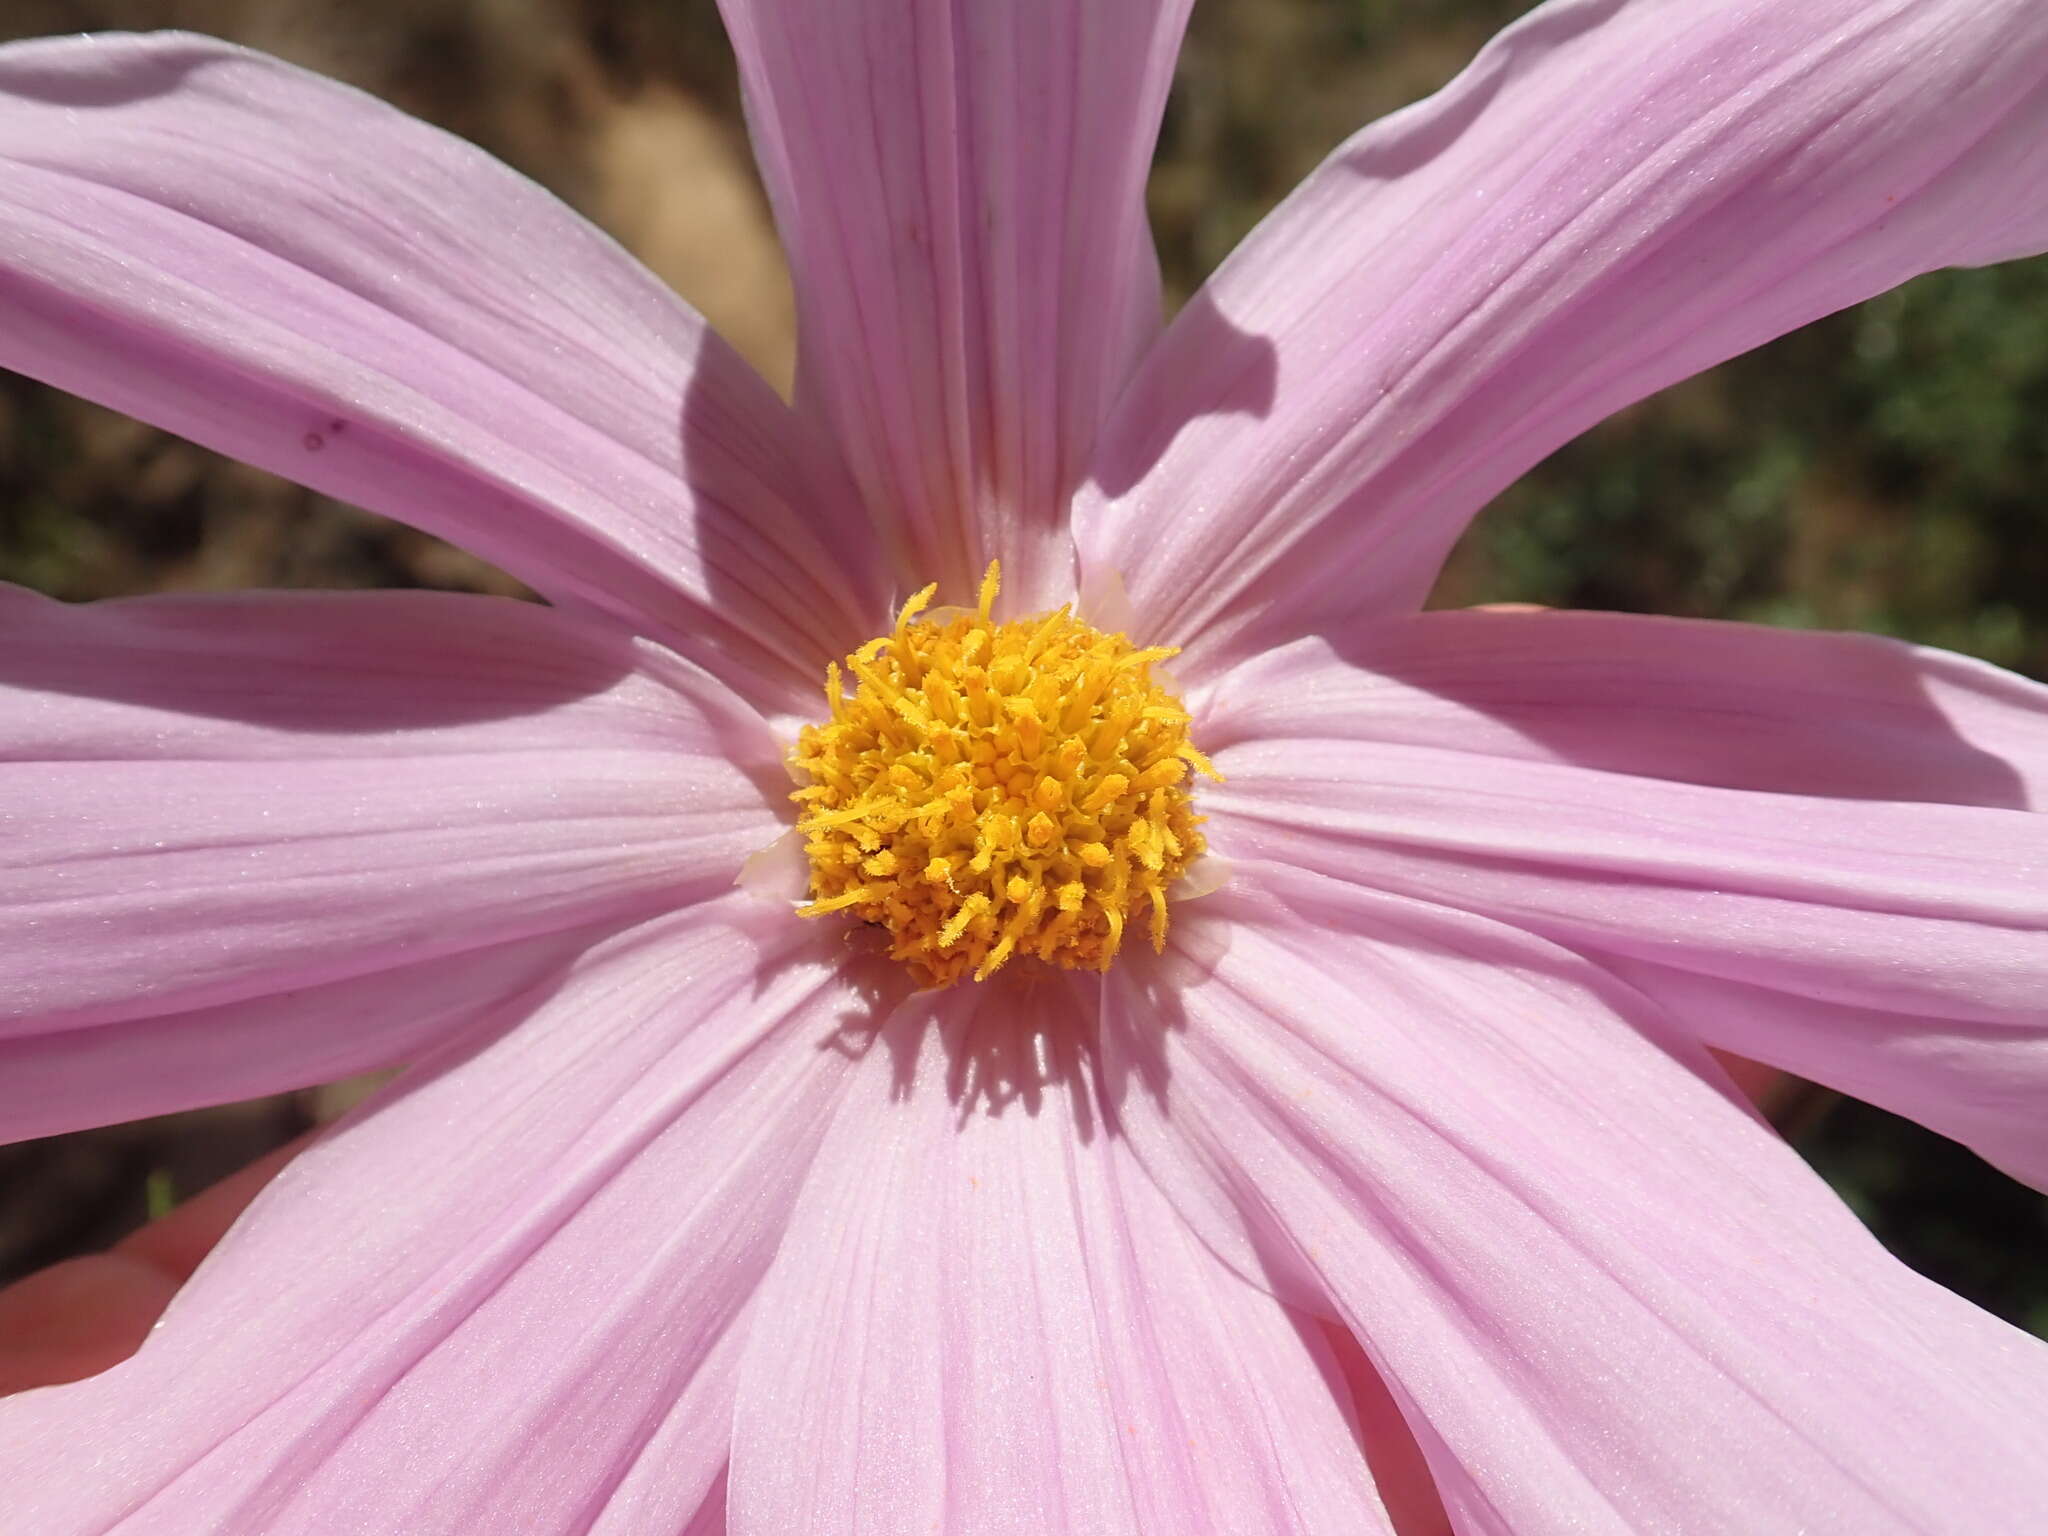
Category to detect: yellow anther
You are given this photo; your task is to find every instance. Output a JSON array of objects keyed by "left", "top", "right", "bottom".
[
  {"left": 938, "top": 892, "right": 991, "bottom": 949},
  {"left": 1014, "top": 710, "right": 1043, "bottom": 759},
  {"left": 1081, "top": 774, "right": 1130, "bottom": 814},
  {"left": 1177, "top": 741, "right": 1223, "bottom": 781},
  {"left": 788, "top": 563, "right": 1218, "bottom": 987},
  {"left": 897, "top": 582, "right": 937, "bottom": 631},
  {"left": 1133, "top": 758, "right": 1186, "bottom": 792},
  {"left": 797, "top": 885, "right": 881, "bottom": 917}
]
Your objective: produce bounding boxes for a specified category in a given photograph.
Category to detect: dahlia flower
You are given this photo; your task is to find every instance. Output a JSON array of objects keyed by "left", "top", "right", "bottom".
[{"left": 3, "top": 0, "right": 2047, "bottom": 1530}]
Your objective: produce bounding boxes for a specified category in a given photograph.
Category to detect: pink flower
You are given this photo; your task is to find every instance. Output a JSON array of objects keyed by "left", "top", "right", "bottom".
[{"left": 3, "top": 0, "right": 2047, "bottom": 1530}]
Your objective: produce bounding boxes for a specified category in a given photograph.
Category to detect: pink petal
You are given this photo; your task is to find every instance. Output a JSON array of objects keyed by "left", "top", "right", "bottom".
[
  {"left": 0, "top": 900, "right": 864, "bottom": 1536},
  {"left": 1103, "top": 865, "right": 2048, "bottom": 1531},
  {"left": 1201, "top": 608, "right": 2048, "bottom": 806},
  {"left": 1196, "top": 620, "right": 2048, "bottom": 1183},
  {"left": 720, "top": 0, "right": 1191, "bottom": 609},
  {"left": 0, "top": 584, "right": 778, "bottom": 1035},
  {"left": 1602, "top": 958, "right": 2048, "bottom": 1191},
  {"left": 728, "top": 981, "right": 1390, "bottom": 1535},
  {"left": 0, "top": 32, "right": 886, "bottom": 715},
  {"left": 1075, "top": 0, "right": 2048, "bottom": 677},
  {"left": 0, "top": 923, "right": 604, "bottom": 1144},
  {"left": 1319, "top": 1325, "right": 1454, "bottom": 1536},
  {"left": 1208, "top": 739, "right": 2046, "bottom": 1016}
]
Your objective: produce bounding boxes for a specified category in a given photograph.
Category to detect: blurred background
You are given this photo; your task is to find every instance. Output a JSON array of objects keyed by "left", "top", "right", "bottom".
[{"left": 1, "top": 0, "right": 2043, "bottom": 1334}]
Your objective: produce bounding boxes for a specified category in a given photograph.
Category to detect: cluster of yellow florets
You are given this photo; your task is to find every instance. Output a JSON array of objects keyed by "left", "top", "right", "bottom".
[{"left": 790, "top": 563, "right": 1218, "bottom": 988}]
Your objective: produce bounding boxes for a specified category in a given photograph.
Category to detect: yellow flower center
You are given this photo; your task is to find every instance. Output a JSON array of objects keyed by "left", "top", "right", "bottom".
[{"left": 790, "top": 563, "right": 1219, "bottom": 988}]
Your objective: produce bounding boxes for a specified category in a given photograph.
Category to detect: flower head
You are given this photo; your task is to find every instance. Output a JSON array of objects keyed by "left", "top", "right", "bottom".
[
  {"left": 792, "top": 562, "right": 1216, "bottom": 985},
  {"left": 1, "top": 2, "right": 2047, "bottom": 1532}
]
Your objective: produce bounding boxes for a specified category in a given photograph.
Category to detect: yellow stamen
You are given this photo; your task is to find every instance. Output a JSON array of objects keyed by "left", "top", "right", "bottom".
[{"left": 788, "top": 562, "right": 1219, "bottom": 987}]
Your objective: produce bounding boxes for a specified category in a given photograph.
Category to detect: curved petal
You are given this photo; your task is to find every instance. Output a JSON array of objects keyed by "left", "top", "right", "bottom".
[
  {"left": 1601, "top": 957, "right": 2048, "bottom": 1191},
  {"left": 1194, "top": 620, "right": 2048, "bottom": 1183},
  {"left": 1205, "top": 741, "right": 2048, "bottom": 1017},
  {"left": 719, "top": 0, "right": 1191, "bottom": 609},
  {"left": 1103, "top": 865, "right": 2048, "bottom": 1533},
  {"left": 0, "top": 32, "right": 886, "bottom": 715},
  {"left": 0, "top": 924, "right": 604, "bottom": 1145},
  {"left": 1076, "top": 0, "right": 2048, "bottom": 677},
  {"left": 728, "top": 982, "right": 1390, "bottom": 1536},
  {"left": 0, "top": 584, "right": 781, "bottom": 1035},
  {"left": 0, "top": 899, "right": 865, "bottom": 1536},
  {"left": 1200, "top": 609, "right": 2048, "bottom": 806},
  {"left": 1318, "top": 1324, "right": 1455, "bottom": 1536}
]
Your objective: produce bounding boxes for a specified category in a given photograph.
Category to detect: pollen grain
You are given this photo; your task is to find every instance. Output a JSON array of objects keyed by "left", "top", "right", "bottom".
[{"left": 790, "top": 563, "right": 1219, "bottom": 988}]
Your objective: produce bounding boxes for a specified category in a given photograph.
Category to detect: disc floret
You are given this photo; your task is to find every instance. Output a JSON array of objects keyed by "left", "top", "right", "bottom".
[{"left": 790, "top": 564, "right": 1219, "bottom": 987}]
